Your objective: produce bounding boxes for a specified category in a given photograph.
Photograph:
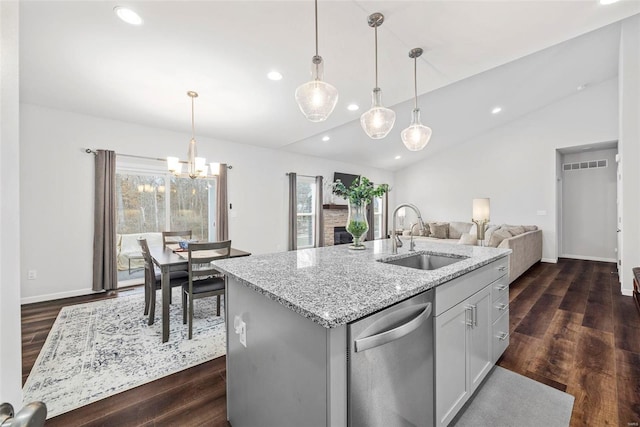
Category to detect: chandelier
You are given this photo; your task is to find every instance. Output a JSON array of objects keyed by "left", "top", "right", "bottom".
[{"left": 167, "top": 91, "right": 220, "bottom": 179}]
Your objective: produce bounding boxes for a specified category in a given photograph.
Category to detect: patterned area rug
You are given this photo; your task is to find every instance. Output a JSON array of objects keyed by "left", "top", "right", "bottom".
[{"left": 23, "top": 288, "right": 226, "bottom": 419}]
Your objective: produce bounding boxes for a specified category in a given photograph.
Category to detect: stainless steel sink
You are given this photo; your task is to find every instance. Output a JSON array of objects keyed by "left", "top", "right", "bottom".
[{"left": 382, "top": 253, "right": 467, "bottom": 270}]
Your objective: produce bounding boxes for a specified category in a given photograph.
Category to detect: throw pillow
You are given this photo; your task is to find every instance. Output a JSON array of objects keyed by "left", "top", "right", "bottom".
[
  {"left": 430, "top": 223, "right": 449, "bottom": 239},
  {"left": 488, "top": 229, "right": 512, "bottom": 247},
  {"left": 484, "top": 225, "right": 500, "bottom": 243},
  {"left": 523, "top": 225, "right": 538, "bottom": 232},
  {"left": 458, "top": 233, "right": 478, "bottom": 246},
  {"left": 449, "top": 221, "right": 473, "bottom": 239}
]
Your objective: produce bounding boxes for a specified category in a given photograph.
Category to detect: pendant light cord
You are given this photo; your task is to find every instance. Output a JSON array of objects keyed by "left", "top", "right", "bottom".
[
  {"left": 314, "top": 0, "right": 319, "bottom": 57},
  {"left": 191, "top": 95, "right": 195, "bottom": 140},
  {"left": 413, "top": 56, "right": 418, "bottom": 110},
  {"left": 374, "top": 25, "right": 379, "bottom": 88}
]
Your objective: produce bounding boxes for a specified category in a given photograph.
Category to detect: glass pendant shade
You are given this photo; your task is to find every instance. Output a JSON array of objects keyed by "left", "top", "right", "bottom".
[
  {"left": 401, "top": 108, "right": 432, "bottom": 151},
  {"left": 360, "top": 88, "right": 396, "bottom": 139},
  {"left": 295, "top": 56, "right": 338, "bottom": 122}
]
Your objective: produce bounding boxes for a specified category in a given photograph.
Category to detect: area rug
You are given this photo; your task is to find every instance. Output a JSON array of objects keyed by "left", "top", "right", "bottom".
[
  {"left": 22, "top": 288, "right": 226, "bottom": 419},
  {"left": 451, "top": 366, "right": 574, "bottom": 427}
]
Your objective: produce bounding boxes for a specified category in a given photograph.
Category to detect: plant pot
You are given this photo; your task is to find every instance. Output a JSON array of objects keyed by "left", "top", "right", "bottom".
[{"left": 347, "top": 201, "right": 369, "bottom": 250}]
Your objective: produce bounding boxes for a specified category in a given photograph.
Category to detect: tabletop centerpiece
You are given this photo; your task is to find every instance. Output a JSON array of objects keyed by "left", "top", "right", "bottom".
[{"left": 332, "top": 176, "right": 389, "bottom": 250}]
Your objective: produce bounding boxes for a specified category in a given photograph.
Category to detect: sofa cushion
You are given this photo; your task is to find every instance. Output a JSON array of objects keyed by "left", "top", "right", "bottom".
[
  {"left": 449, "top": 222, "right": 473, "bottom": 239},
  {"left": 484, "top": 225, "right": 500, "bottom": 243},
  {"left": 429, "top": 223, "right": 449, "bottom": 239},
  {"left": 523, "top": 225, "right": 538, "bottom": 232},
  {"left": 504, "top": 225, "right": 526, "bottom": 236},
  {"left": 458, "top": 233, "right": 477, "bottom": 246},
  {"left": 488, "top": 229, "right": 511, "bottom": 247}
]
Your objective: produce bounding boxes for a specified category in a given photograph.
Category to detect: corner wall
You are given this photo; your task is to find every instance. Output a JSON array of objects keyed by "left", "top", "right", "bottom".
[
  {"left": 618, "top": 15, "right": 640, "bottom": 295},
  {"left": 393, "top": 78, "right": 618, "bottom": 263},
  {"left": 19, "top": 104, "right": 394, "bottom": 302},
  {"left": 0, "top": 0, "right": 23, "bottom": 409}
]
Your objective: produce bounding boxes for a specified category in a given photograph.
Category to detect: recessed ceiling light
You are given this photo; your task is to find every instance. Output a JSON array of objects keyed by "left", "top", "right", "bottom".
[
  {"left": 114, "top": 6, "right": 143, "bottom": 25},
  {"left": 347, "top": 103, "right": 359, "bottom": 111},
  {"left": 267, "top": 71, "right": 283, "bottom": 81},
  {"left": 394, "top": 155, "right": 402, "bottom": 160},
  {"left": 577, "top": 84, "right": 588, "bottom": 91},
  {"left": 599, "top": 0, "right": 620, "bottom": 4},
  {"left": 491, "top": 106, "right": 502, "bottom": 115},
  {"left": 322, "top": 135, "right": 330, "bottom": 142}
]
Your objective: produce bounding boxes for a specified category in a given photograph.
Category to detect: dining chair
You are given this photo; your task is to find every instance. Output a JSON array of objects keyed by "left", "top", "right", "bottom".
[
  {"left": 138, "top": 237, "right": 189, "bottom": 326},
  {"left": 182, "top": 240, "right": 231, "bottom": 339},
  {"left": 162, "top": 230, "right": 193, "bottom": 249}
]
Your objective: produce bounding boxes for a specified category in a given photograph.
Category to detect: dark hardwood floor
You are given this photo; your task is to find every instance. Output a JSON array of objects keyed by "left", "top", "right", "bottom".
[{"left": 22, "top": 259, "right": 640, "bottom": 426}]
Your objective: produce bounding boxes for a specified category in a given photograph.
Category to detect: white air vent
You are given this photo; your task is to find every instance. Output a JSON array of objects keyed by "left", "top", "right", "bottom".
[{"left": 562, "top": 159, "right": 608, "bottom": 171}]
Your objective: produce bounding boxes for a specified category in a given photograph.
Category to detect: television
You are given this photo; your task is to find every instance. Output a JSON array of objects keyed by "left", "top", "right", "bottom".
[{"left": 333, "top": 172, "right": 360, "bottom": 189}]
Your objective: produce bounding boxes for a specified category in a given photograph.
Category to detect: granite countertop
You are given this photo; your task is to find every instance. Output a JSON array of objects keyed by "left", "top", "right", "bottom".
[{"left": 213, "top": 239, "right": 511, "bottom": 328}]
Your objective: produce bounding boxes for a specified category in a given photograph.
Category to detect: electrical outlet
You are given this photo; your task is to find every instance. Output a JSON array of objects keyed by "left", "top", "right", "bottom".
[{"left": 27, "top": 270, "right": 37, "bottom": 280}]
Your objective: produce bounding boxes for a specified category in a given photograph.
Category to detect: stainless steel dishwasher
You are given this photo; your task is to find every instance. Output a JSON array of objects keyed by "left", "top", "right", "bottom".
[{"left": 348, "top": 288, "right": 434, "bottom": 427}]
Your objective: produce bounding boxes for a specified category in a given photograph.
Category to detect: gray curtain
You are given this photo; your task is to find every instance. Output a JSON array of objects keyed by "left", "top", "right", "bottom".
[
  {"left": 288, "top": 173, "right": 297, "bottom": 251},
  {"left": 315, "top": 175, "right": 324, "bottom": 247},
  {"left": 92, "top": 149, "right": 117, "bottom": 291},
  {"left": 216, "top": 163, "right": 229, "bottom": 242}
]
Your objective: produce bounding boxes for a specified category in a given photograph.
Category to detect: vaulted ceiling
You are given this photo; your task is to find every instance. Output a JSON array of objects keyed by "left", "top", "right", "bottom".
[{"left": 19, "top": 1, "right": 640, "bottom": 170}]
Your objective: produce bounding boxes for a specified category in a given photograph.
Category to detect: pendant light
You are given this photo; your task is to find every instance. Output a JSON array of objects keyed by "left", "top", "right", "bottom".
[
  {"left": 361, "top": 12, "right": 395, "bottom": 139},
  {"left": 167, "top": 91, "right": 209, "bottom": 179},
  {"left": 295, "top": 0, "right": 338, "bottom": 122},
  {"left": 401, "top": 48, "right": 432, "bottom": 151}
]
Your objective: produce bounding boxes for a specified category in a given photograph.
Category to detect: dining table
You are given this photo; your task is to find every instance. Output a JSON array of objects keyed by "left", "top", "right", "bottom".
[{"left": 150, "top": 245, "right": 251, "bottom": 343}]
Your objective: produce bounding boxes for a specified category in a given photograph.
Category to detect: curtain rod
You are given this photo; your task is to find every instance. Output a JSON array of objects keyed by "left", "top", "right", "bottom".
[
  {"left": 286, "top": 172, "right": 323, "bottom": 179},
  {"left": 85, "top": 149, "right": 232, "bottom": 169}
]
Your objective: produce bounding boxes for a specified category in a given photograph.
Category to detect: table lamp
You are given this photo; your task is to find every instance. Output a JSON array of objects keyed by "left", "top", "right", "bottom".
[{"left": 472, "top": 198, "right": 490, "bottom": 244}]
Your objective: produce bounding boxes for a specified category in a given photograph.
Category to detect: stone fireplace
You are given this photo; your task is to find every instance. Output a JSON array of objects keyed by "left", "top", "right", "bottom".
[{"left": 323, "top": 204, "right": 348, "bottom": 246}]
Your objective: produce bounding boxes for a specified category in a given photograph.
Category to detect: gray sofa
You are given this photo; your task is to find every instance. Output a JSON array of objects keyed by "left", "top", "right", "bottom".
[{"left": 403, "top": 222, "right": 542, "bottom": 284}]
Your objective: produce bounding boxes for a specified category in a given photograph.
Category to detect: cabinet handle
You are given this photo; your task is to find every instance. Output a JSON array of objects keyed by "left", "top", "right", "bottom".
[
  {"left": 497, "top": 266, "right": 506, "bottom": 272},
  {"left": 465, "top": 305, "right": 473, "bottom": 327},
  {"left": 498, "top": 332, "right": 510, "bottom": 341},
  {"left": 472, "top": 305, "right": 478, "bottom": 327},
  {"left": 498, "top": 303, "right": 509, "bottom": 311},
  {"left": 496, "top": 284, "right": 508, "bottom": 292}
]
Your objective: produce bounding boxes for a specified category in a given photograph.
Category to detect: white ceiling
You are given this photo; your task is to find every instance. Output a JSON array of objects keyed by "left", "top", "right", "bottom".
[{"left": 19, "top": 1, "right": 640, "bottom": 171}]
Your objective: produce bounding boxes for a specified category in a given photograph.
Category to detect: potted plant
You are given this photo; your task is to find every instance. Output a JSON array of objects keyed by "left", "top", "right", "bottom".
[{"left": 332, "top": 176, "right": 389, "bottom": 250}]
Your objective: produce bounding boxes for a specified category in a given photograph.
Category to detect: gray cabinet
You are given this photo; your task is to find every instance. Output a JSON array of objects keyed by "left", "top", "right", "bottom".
[{"left": 434, "top": 257, "right": 508, "bottom": 427}]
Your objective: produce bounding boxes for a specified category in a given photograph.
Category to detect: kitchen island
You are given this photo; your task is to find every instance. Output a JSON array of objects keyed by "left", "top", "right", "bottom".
[{"left": 213, "top": 239, "right": 510, "bottom": 427}]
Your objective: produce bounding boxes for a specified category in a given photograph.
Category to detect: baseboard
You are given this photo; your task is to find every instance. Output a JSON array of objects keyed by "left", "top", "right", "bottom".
[
  {"left": 622, "top": 288, "right": 633, "bottom": 297},
  {"left": 541, "top": 258, "right": 557, "bottom": 263},
  {"left": 560, "top": 254, "right": 617, "bottom": 263},
  {"left": 21, "top": 288, "right": 101, "bottom": 305}
]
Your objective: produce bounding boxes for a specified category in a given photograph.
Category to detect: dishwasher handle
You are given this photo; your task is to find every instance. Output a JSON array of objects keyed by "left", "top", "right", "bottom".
[{"left": 354, "top": 302, "right": 432, "bottom": 353}]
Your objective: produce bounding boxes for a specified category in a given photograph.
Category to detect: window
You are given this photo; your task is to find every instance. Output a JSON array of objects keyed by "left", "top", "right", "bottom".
[
  {"left": 372, "top": 195, "right": 385, "bottom": 239},
  {"left": 116, "top": 172, "right": 217, "bottom": 241},
  {"left": 296, "top": 176, "right": 317, "bottom": 248}
]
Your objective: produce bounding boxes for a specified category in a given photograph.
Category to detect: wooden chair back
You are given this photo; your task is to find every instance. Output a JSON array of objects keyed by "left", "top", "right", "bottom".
[
  {"left": 187, "top": 240, "right": 232, "bottom": 281},
  {"left": 162, "top": 230, "right": 192, "bottom": 248}
]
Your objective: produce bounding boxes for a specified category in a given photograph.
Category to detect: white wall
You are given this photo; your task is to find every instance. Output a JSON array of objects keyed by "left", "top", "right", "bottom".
[
  {"left": 19, "top": 104, "right": 394, "bottom": 302},
  {"left": 1, "top": 0, "right": 23, "bottom": 409},
  {"left": 560, "top": 148, "right": 617, "bottom": 262},
  {"left": 619, "top": 15, "right": 640, "bottom": 295},
  {"left": 393, "top": 77, "right": 618, "bottom": 263}
]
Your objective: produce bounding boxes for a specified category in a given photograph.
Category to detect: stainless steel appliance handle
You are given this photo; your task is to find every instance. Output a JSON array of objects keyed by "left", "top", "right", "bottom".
[{"left": 354, "top": 303, "right": 432, "bottom": 353}]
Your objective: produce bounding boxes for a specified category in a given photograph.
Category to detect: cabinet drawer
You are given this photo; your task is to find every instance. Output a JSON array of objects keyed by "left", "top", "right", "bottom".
[
  {"left": 491, "top": 275, "right": 509, "bottom": 303},
  {"left": 492, "top": 309, "right": 510, "bottom": 363},
  {"left": 492, "top": 292, "right": 509, "bottom": 324}
]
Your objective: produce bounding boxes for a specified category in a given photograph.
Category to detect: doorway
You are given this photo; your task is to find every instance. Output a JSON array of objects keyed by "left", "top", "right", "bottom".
[{"left": 557, "top": 142, "right": 618, "bottom": 262}]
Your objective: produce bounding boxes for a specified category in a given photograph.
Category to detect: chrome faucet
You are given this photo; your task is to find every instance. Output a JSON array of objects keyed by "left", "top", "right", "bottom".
[
  {"left": 409, "top": 222, "right": 421, "bottom": 252},
  {"left": 391, "top": 203, "right": 425, "bottom": 254}
]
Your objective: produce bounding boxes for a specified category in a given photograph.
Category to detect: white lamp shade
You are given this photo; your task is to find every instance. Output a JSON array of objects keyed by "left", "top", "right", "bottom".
[
  {"left": 361, "top": 88, "right": 395, "bottom": 139},
  {"left": 401, "top": 109, "right": 432, "bottom": 151},
  {"left": 194, "top": 157, "right": 207, "bottom": 173},
  {"left": 210, "top": 162, "right": 220, "bottom": 175},
  {"left": 472, "top": 198, "right": 490, "bottom": 222},
  {"left": 167, "top": 156, "right": 181, "bottom": 174}
]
